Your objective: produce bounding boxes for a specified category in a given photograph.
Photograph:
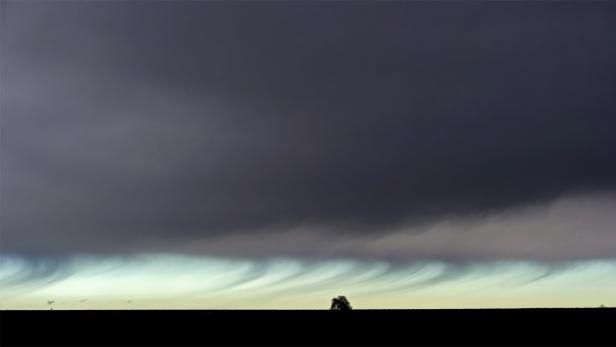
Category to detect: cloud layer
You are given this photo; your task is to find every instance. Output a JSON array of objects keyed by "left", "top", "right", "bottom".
[{"left": 2, "top": 2, "right": 616, "bottom": 259}]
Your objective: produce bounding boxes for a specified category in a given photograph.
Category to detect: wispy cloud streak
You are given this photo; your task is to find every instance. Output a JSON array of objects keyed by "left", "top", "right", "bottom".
[{"left": 1, "top": 255, "right": 615, "bottom": 309}]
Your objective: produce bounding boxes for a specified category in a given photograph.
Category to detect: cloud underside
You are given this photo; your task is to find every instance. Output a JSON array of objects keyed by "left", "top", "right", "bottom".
[
  {"left": 3, "top": 192, "right": 615, "bottom": 261},
  {"left": 1, "top": 2, "right": 616, "bottom": 259}
]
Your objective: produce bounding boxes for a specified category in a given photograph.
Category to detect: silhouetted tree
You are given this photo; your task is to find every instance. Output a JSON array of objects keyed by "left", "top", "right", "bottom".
[{"left": 330, "top": 296, "right": 352, "bottom": 310}]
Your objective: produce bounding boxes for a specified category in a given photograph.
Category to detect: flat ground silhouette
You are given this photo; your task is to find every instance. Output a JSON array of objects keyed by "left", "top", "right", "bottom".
[{"left": 2, "top": 308, "right": 614, "bottom": 345}]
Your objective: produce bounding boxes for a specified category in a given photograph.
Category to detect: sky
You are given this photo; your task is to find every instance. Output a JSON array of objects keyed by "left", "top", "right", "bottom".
[{"left": 1, "top": 1, "right": 616, "bottom": 309}]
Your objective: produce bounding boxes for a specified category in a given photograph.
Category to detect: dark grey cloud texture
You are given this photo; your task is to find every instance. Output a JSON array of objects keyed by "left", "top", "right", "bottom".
[{"left": 2, "top": 1, "right": 616, "bottom": 257}]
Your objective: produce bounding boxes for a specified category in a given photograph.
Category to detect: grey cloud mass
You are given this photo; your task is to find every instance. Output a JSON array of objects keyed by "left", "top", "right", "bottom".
[{"left": 1, "top": 1, "right": 616, "bottom": 259}]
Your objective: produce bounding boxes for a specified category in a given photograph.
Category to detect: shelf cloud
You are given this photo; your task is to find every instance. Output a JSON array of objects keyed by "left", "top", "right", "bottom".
[{"left": 2, "top": 1, "right": 616, "bottom": 261}]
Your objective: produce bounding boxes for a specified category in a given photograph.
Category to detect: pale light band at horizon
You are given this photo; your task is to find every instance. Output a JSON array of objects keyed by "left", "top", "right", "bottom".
[{"left": 1, "top": 254, "right": 615, "bottom": 309}]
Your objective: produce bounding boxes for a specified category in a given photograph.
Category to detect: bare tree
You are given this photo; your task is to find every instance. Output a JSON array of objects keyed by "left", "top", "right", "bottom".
[{"left": 330, "top": 296, "right": 352, "bottom": 310}]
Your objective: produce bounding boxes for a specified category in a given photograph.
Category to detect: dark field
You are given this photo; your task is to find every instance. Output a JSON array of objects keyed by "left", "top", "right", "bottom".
[{"left": 1, "top": 308, "right": 614, "bottom": 346}]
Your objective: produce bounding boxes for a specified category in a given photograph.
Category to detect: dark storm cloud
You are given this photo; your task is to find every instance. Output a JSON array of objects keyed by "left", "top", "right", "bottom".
[{"left": 1, "top": 1, "right": 616, "bottom": 256}]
